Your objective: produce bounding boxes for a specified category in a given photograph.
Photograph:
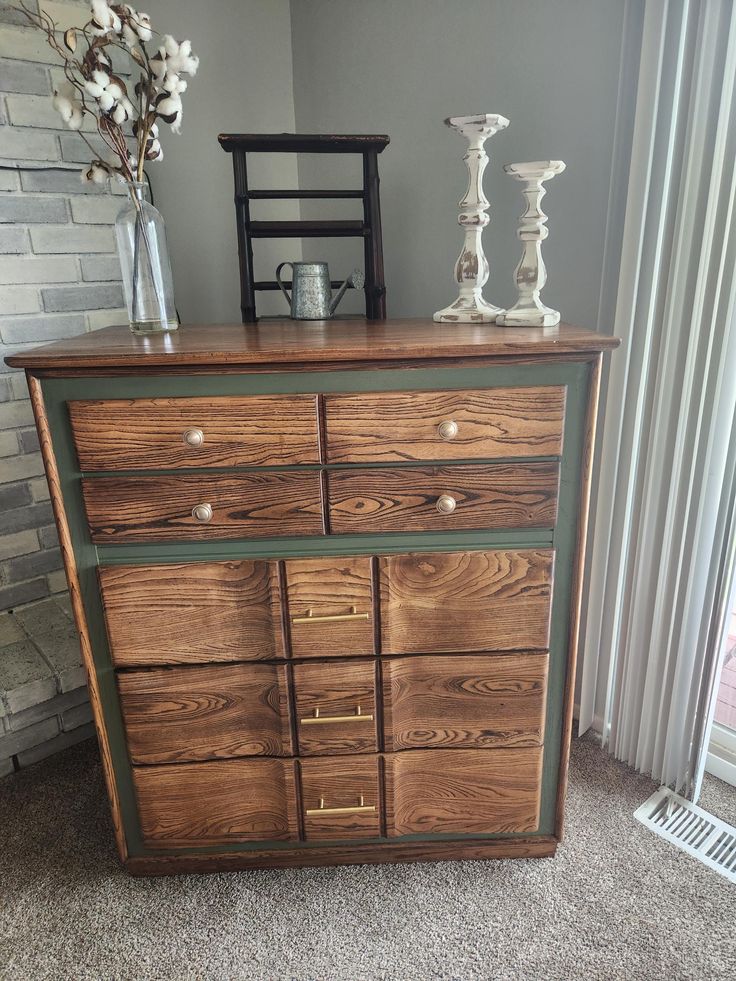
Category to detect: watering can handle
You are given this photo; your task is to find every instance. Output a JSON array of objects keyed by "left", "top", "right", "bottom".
[{"left": 275, "top": 262, "right": 293, "bottom": 306}]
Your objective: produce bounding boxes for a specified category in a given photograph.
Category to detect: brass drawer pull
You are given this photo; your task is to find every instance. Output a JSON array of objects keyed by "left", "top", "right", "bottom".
[
  {"left": 437, "top": 419, "right": 458, "bottom": 440},
  {"left": 436, "top": 494, "right": 457, "bottom": 514},
  {"left": 291, "top": 606, "right": 370, "bottom": 625},
  {"left": 183, "top": 427, "right": 204, "bottom": 447},
  {"left": 300, "top": 704, "right": 374, "bottom": 726},
  {"left": 191, "top": 502, "right": 213, "bottom": 523},
  {"left": 306, "top": 794, "right": 376, "bottom": 816}
]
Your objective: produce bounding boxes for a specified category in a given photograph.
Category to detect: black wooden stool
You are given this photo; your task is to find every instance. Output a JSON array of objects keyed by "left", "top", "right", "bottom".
[{"left": 219, "top": 133, "right": 389, "bottom": 323}]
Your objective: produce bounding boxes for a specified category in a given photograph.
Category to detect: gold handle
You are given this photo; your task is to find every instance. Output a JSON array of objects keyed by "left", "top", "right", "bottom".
[
  {"left": 191, "top": 503, "right": 213, "bottom": 523},
  {"left": 300, "top": 704, "right": 374, "bottom": 725},
  {"left": 436, "top": 494, "right": 457, "bottom": 515},
  {"left": 291, "top": 605, "right": 370, "bottom": 625},
  {"left": 306, "top": 794, "right": 376, "bottom": 816},
  {"left": 183, "top": 427, "right": 204, "bottom": 447},
  {"left": 438, "top": 419, "right": 458, "bottom": 440}
]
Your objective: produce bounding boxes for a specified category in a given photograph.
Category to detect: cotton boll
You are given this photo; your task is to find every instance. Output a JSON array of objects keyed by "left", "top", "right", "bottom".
[
  {"left": 67, "top": 104, "right": 84, "bottom": 130},
  {"left": 89, "top": 0, "right": 121, "bottom": 35},
  {"left": 82, "top": 160, "right": 110, "bottom": 185}
]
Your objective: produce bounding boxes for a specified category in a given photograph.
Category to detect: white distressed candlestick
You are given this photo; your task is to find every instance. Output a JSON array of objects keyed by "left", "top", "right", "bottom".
[
  {"left": 434, "top": 113, "right": 509, "bottom": 324},
  {"left": 496, "top": 160, "right": 566, "bottom": 328}
]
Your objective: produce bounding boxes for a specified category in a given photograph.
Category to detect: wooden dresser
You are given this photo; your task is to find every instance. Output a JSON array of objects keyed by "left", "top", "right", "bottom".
[{"left": 7, "top": 320, "right": 618, "bottom": 875}]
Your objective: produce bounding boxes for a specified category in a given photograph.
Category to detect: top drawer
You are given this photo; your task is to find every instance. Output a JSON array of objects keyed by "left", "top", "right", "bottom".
[
  {"left": 323, "top": 387, "right": 566, "bottom": 463},
  {"left": 68, "top": 395, "right": 320, "bottom": 470}
]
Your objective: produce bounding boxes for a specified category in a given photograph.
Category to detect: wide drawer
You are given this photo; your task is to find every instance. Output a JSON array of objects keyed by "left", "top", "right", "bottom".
[
  {"left": 293, "top": 659, "right": 377, "bottom": 756},
  {"left": 385, "top": 747, "right": 543, "bottom": 835},
  {"left": 379, "top": 550, "right": 554, "bottom": 654},
  {"left": 99, "top": 561, "right": 283, "bottom": 667},
  {"left": 68, "top": 395, "right": 320, "bottom": 470},
  {"left": 328, "top": 462, "right": 559, "bottom": 534},
  {"left": 82, "top": 472, "right": 323, "bottom": 543},
  {"left": 382, "top": 653, "right": 548, "bottom": 751},
  {"left": 323, "top": 387, "right": 566, "bottom": 462},
  {"left": 300, "top": 756, "right": 381, "bottom": 840},
  {"left": 118, "top": 662, "right": 292, "bottom": 764},
  {"left": 133, "top": 757, "right": 298, "bottom": 847}
]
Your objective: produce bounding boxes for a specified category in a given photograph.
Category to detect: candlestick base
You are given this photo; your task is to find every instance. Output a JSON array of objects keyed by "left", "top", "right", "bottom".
[
  {"left": 433, "top": 294, "right": 504, "bottom": 324},
  {"left": 496, "top": 305, "right": 560, "bottom": 327}
]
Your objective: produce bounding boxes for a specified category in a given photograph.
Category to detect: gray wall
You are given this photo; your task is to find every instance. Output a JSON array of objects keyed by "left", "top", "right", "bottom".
[
  {"left": 289, "top": 0, "right": 629, "bottom": 327},
  {"left": 148, "top": 0, "right": 300, "bottom": 323}
]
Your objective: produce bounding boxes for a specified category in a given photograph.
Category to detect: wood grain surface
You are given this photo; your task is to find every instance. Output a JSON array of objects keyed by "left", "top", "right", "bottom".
[
  {"left": 385, "top": 748, "right": 543, "bottom": 836},
  {"left": 99, "top": 561, "right": 283, "bottom": 666},
  {"left": 324, "top": 387, "right": 566, "bottom": 462},
  {"left": 379, "top": 550, "right": 554, "bottom": 654},
  {"left": 328, "top": 462, "right": 560, "bottom": 533},
  {"left": 133, "top": 758, "right": 298, "bottom": 847},
  {"left": 82, "top": 472, "right": 323, "bottom": 543},
  {"left": 293, "top": 659, "right": 377, "bottom": 755},
  {"left": 6, "top": 321, "right": 620, "bottom": 372},
  {"left": 285, "top": 556, "right": 374, "bottom": 658},
  {"left": 68, "top": 395, "right": 319, "bottom": 470},
  {"left": 118, "top": 663, "right": 292, "bottom": 764},
  {"left": 382, "top": 653, "right": 548, "bottom": 751},
  {"left": 300, "top": 756, "right": 381, "bottom": 840}
]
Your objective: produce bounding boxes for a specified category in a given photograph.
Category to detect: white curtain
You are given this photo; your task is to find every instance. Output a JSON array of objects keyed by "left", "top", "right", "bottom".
[{"left": 578, "top": 0, "right": 736, "bottom": 799}]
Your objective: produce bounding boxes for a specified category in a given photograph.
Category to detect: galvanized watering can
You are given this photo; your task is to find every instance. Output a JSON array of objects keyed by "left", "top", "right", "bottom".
[{"left": 275, "top": 261, "right": 364, "bottom": 320}]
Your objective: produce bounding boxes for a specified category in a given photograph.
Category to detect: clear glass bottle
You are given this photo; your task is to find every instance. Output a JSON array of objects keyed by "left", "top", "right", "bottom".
[{"left": 115, "top": 181, "right": 178, "bottom": 334}]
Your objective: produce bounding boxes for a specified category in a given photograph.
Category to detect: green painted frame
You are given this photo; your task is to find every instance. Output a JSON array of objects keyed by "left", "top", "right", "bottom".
[{"left": 41, "top": 359, "right": 591, "bottom": 859}]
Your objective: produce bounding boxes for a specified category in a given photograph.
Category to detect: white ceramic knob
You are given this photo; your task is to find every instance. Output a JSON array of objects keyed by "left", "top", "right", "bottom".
[
  {"left": 183, "top": 428, "right": 204, "bottom": 447},
  {"left": 438, "top": 420, "right": 458, "bottom": 441},
  {"left": 192, "top": 503, "right": 213, "bottom": 523},
  {"left": 436, "top": 494, "right": 457, "bottom": 515}
]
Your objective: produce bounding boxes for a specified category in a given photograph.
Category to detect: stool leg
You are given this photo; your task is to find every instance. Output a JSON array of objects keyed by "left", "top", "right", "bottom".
[
  {"left": 232, "top": 151, "right": 257, "bottom": 323},
  {"left": 363, "top": 151, "right": 386, "bottom": 320}
]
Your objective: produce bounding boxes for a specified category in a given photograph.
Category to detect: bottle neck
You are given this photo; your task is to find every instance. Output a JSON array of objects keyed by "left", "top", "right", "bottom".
[{"left": 126, "top": 180, "right": 147, "bottom": 204}]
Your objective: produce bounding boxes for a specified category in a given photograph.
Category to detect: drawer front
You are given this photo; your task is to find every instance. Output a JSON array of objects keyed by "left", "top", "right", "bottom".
[
  {"left": 133, "top": 758, "right": 298, "bottom": 847},
  {"left": 293, "top": 660, "right": 377, "bottom": 756},
  {"left": 300, "top": 756, "right": 381, "bottom": 840},
  {"left": 380, "top": 550, "right": 554, "bottom": 654},
  {"left": 82, "top": 472, "right": 323, "bottom": 543},
  {"left": 285, "top": 556, "right": 374, "bottom": 658},
  {"left": 383, "top": 653, "right": 548, "bottom": 751},
  {"left": 385, "top": 748, "right": 543, "bottom": 836},
  {"left": 69, "top": 395, "right": 320, "bottom": 470},
  {"left": 328, "top": 462, "right": 559, "bottom": 534},
  {"left": 324, "top": 387, "right": 566, "bottom": 463},
  {"left": 118, "top": 663, "right": 292, "bottom": 764},
  {"left": 99, "top": 561, "right": 283, "bottom": 667}
]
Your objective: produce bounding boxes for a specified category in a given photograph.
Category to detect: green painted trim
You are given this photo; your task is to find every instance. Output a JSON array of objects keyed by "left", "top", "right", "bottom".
[{"left": 42, "top": 361, "right": 589, "bottom": 859}]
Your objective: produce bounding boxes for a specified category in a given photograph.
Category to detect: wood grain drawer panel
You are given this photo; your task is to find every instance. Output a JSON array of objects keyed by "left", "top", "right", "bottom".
[
  {"left": 285, "top": 556, "right": 374, "bottom": 658},
  {"left": 385, "top": 748, "right": 543, "bottom": 836},
  {"left": 133, "top": 758, "right": 298, "bottom": 847},
  {"left": 328, "top": 462, "right": 559, "bottom": 533},
  {"left": 380, "top": 550, "right": 554, "bottom": 654},
  {"left": 68, "top": 395, "right": 319, "bottom": 470},
  {"left": 293, "top": 660, "right": 377, "bottom": 756},
  {"left": 300, "top": 756, "right": 381, "bottom": 840},
  {"left": 118, "top": 663, "right": 292, "bottom": 764},
  {"left": 382, "top": 653, "right": 548, "bottom": 751},
  {"left": 82, "top": 472, "right": 323, "bottom": 543},
  {"left": 324, "top": 387, "right": 566, "bottom": 463},
  {"left": 99, "top": 561, "right": 283, "bottom": 667}
]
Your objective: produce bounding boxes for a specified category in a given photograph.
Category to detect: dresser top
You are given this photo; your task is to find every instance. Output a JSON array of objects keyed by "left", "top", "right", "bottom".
[{"left": 6, "top": 319, "right": 619, "bottom": 372}]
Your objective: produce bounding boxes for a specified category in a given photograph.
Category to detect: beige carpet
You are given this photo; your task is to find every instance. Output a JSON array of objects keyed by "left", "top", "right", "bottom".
[{"left": 0, "top": 734, "right": 734, "bottom": 981}]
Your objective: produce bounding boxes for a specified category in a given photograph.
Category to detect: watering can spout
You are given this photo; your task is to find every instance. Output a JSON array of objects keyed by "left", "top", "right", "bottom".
[{"left": 329, "top": 269, "right": 365, "bottom": 316}]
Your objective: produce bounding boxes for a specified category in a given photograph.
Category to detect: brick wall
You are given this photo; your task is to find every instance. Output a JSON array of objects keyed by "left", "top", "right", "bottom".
[{"left": 1, "top": 0, "right": 128, "bottom": 613}]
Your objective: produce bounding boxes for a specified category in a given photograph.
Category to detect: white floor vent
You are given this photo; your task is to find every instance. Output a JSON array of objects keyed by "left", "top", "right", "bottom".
[{"left": 634, "top": 787, "right": 736, "bottom": 883}]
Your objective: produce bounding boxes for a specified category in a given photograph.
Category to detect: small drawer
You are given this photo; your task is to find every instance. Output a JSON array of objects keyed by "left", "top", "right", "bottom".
[
  {"left": 82, "top": 472, "right": 324, "bottom": 543},
  {"left": 380, "top": 549, "right": 554, "bottom": 655},
  {"left": 382, "top": 653, "right": 548, "bottom": 751},
  {"left": 99, "top": 560, "right": 283, "bottom": 667},
  {"left": 300, "top": 756, "right": 381, "bottom": 840},
  {"left": 293, "top": 660, "right": 377, "bottom": 756},
  {"left": 285, "top": 556, "right": 374, "bottom": 658},
  {"left": 328, "top": 462, "right": 559, "bottom": 534},
  {"left": 133, "top": 758, "right": 298, "bottom": 847},
  {"left": 118, "top": 662, "right": 292, "bottom": 764},
  {"left": 385, "top": 748, "right": 543, "bottom": 836},
  {"left": 324, "top": 387, "right": 566, "bottom": 463},
  {"left": 68, "top": 395, "right": 320, "bottom": 470}
]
